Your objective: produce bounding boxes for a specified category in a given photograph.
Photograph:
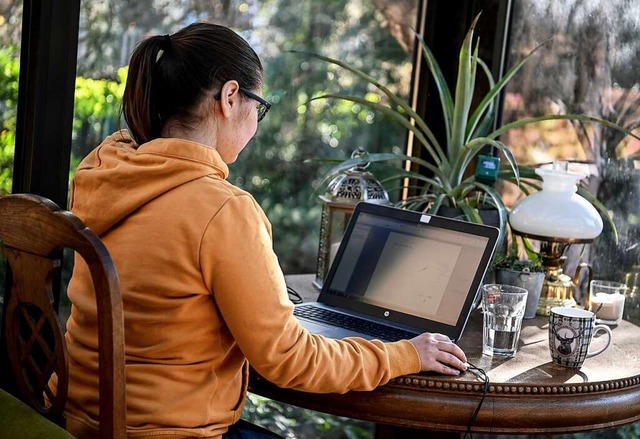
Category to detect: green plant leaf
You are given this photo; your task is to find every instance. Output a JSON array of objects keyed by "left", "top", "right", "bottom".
[
  {"left": 504, "top": 164, "right": 541, "bottom": 180},
  {"left": 470, "top": 58, "right": 497, "bottom": 138},
  {"left": 522, "top": 236, "right": 540, "bottom": 261},
  {"left": 458, "top": 202, "right": 482, "bottom": 223},
  {"left": 499, "top": 165, "right": 543, "bottom": 194},
  {"left": 449, "top": 180, "right": 475, "bottom": 202},
  {"left": 429, "top": 193, "right": 448, "bottom": 214},
  {"left": 488, "top": 113, "right": 640, "bottom": 143},
  {"left": 499, "top": 176, "right": 541, "bottom": 195},
  {"left": 450, "top": 14, "right": 480, "bottom": 159},
  {"left": 293, "top": 50, "right": 449, "bottom": 167},
  {"left": 378, "top": 169, "right": 447, "bottom": 192},
  {"left": 415, "top": 34, "right": 454, "bottom": 143},
  {"left": 472, "top": 181, "right": 508, "bottom": 250},
  {"left": 397, "top": 193, "right": 438, "bottom": 211},
  {"left": 452, "top": 137, "right": 519, "bottom": 187},
  {"left": 466, "top": 39, "right": 550, "bottom": 142},
  {"left": 309, "top": 94, "right": 447, "bottom": 169},
  {"left": 302, "top": 157, "right": 344, "bottom": 165},
  {"left": 315, "top": 152, "right": 447, "bottom": 190}
]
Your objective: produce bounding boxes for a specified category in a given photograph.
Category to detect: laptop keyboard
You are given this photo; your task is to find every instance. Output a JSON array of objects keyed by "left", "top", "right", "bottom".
[{"left": 294, "top": 304, "right": 419, "bottom": 342}]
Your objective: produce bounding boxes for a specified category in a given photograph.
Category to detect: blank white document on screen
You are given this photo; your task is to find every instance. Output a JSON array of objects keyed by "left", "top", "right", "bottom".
[{"left": 365, "top": 232, "right": 461, "bottom": 316}]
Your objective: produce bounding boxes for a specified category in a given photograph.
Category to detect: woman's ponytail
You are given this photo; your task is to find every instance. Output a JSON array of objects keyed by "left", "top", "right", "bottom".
[{"left": 122, "top": 35, "right": 167, "bottom": 144}]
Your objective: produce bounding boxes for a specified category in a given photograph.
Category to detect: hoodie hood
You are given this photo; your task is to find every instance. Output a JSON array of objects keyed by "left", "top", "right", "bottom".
[{"left": 71, "top": 130, "right": 229, "bottom": 236}]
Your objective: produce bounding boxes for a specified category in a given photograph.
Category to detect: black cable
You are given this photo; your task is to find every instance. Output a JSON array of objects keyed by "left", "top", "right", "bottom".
[
  {"left": 286, "top": 285, "right": 303, "bottom": 304},
  {"left": 463, "top": 361, "right": 490, "bottom": 439},
  {"left": 286, "top": 286, "right": 487, "bottom": 436}
]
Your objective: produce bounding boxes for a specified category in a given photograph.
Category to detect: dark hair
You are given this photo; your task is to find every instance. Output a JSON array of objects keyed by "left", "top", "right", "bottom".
[{"left": 122, "top": 23, "right": 263, "bottom": 144}]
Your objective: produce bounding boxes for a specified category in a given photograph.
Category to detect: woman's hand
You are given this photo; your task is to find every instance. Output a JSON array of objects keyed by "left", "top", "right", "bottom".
[{"left": 409, "top": 333, "right": 468, "bottom": 375}]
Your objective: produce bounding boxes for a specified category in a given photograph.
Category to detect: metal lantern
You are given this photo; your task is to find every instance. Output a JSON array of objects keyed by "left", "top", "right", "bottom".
[{"left": 314, "top": 149, "right": 390, "bottom": 289}]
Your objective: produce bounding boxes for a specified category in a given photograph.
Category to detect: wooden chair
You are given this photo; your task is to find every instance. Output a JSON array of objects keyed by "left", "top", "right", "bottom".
[{"left": 0, "top": 193, "right": 126, "bottom": 438}]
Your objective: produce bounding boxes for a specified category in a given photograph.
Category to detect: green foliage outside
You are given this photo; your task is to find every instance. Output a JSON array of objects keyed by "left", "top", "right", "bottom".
[
  {"left": 0, "top": 47, "right": 18, "bottom": 195},
  {"left": 71, "top": 67, "right": 127, "bottom": 176},
  {"left": 228, "top": 1, "right": 411, "bottom": 273},
  {"left": 0, "top": 47, "right": 125, "bottom": 190},
  {"left": 0, "top": 5, "right": 411, "bottom": 275},
  {"left": 242, "top": 393, "right": 373, "bottom": 439},
  {"left": 0, "top": 47, "right": 18, "bottom": 303},
  {"left": 554, "top": 424, "right": 640, "bottom": 439}
]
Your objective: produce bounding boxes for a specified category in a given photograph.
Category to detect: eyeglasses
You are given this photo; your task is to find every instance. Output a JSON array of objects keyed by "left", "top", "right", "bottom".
[
  {"left": 213, "top": 87, "right": 272, "bottom": 123},
  {"left": 239, "top": 87, "right": 271, "bottom": 123}
]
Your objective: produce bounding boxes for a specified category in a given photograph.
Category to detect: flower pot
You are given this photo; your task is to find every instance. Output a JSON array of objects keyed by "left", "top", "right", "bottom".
[{"left": 495, "top": 268, "right": 545, "bottom": 319}]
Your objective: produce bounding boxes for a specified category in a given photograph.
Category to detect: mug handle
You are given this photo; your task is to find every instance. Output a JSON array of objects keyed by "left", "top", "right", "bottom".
[{"left": 585, "top": 324, "right": 613, "bottom": 358}]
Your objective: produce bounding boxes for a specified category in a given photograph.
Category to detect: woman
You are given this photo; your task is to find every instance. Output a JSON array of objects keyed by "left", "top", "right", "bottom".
[{"left": 63, "top": 22, "right": 467, "bottom": 438}]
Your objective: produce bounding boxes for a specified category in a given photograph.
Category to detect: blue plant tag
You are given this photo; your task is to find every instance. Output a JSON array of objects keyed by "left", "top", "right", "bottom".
[{"left": 475, "top": 155, "right": 501, "bottom": 184}]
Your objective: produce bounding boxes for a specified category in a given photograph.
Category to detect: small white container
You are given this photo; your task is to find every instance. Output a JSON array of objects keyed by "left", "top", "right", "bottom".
[{"left": 589, "top": 280, "right": 627, "bottom": 325}]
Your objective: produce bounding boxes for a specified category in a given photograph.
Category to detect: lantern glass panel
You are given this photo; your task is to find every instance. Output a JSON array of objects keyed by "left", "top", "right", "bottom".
[{"left": 315, "top": 204, "right": 355, "bottom": 289}]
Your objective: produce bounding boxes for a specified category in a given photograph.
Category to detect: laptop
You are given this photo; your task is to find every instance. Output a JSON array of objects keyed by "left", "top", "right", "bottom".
[{"left": 294, "top": 202, "right": 500, "bottom": 342}]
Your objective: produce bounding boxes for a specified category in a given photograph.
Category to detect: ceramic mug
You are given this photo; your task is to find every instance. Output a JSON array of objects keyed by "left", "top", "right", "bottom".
[{"left": 549, "top": 306, "right": 612, "bottom": 368}]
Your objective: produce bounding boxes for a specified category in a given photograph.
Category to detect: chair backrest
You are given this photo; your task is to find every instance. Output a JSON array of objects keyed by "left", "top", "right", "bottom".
[{"left": 0, "top": 193, "right": 126, "bottom": 439}]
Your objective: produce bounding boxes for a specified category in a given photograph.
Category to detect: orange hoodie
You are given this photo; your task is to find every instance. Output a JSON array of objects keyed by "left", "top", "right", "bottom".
[{"left": 63, "top": 131, "right": 421, "bottom": 438}]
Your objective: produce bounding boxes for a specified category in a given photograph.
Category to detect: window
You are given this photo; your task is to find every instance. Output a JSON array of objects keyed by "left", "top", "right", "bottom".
[
  {"left": 71, "top": 0, "right": 419, "bottom": 275},
  {"left": 501, "top": 0, "right": 640, "bottom": 296}
]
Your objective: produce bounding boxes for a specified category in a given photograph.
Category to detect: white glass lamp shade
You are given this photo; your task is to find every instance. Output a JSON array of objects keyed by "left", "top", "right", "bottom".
[{"left": 509, "top": 168, "right": 603, "bottom": 240}]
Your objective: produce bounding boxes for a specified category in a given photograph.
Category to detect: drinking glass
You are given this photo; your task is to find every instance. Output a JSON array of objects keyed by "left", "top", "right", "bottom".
[{"left": 482, "top": 284, "right": 528, "bottom": 357}]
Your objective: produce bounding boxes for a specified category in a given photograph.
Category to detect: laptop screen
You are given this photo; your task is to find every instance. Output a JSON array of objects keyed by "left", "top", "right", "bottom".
[{"left": 320, "top": 203, "right": 499, "bottom": 338}]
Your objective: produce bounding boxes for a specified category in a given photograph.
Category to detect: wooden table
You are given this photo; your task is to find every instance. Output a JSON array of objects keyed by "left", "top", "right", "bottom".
[{"left": 249, "top": 275, "right": 640, "bottom": 436}]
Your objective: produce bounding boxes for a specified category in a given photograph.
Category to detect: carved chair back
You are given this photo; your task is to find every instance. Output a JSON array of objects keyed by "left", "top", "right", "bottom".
[{"left": 0, "top": 193, "right": 126, "bottom": 438}]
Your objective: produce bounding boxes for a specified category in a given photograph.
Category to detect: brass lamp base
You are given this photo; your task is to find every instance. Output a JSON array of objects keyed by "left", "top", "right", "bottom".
[
  {"left": 509, "top": 236, "right": 594, "bottom": 317},
  {"left": 537, "top": 271, "right": 578, "bottom": 316},
  {"left": 537, "top": 298, "right": 577, "bottom": 316}
]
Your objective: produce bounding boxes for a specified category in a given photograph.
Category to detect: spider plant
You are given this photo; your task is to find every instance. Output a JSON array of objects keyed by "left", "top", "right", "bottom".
[{"left": 300, "top": 14, "right": 638, "bottom": 243}]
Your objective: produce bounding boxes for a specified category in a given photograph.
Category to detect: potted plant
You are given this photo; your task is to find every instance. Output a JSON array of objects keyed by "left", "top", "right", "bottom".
[
  {"left": 491, "top": 236, "right": 546, "bottom": 319},
  {"left": 299, "top": 14, "right": 637, "bottom": 249}
]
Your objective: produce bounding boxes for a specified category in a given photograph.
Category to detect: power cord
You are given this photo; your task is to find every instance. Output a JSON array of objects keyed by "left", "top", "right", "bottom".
[
  {"left": 464, "top": 361, "right": 490, "bottom": 439},
  {"left": 287, "top": 285, "right": 303, "bottom": 304}
]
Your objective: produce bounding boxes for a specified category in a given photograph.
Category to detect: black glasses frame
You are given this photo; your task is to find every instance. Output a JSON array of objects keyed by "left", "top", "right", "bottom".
[{"left": 238, "top": 87, "right": 271, "bottom": 122}]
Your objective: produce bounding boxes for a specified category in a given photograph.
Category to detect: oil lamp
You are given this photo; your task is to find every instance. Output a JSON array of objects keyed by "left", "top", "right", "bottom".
[{"left": 509, "top": 163, "right": 603, "bottom": 315}]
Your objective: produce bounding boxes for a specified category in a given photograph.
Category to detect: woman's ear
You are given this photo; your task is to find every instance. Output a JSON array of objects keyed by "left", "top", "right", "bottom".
[{"left": 218, "top": 80, "right": 240, "bottom": 119}]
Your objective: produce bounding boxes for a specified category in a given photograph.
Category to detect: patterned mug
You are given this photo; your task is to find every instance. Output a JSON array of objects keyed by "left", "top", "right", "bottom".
[{"left": 549, "top": 307, "right": 613, "bottom": 368}]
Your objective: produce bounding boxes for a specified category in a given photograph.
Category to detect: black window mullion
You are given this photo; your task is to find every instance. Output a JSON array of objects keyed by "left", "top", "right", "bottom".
[
  {"left": 12, "top": 0, "right": 81, "bottom": 209},
  {"left": 405, "top": 0, "right": 513, "bottom": 193}
]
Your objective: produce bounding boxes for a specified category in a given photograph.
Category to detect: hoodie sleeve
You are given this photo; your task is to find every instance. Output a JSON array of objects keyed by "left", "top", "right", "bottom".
[{"left": 199, "top": 194, "right": 421, "bottom": 393}]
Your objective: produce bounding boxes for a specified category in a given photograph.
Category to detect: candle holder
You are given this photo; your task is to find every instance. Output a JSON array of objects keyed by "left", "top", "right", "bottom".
[{"left": 588, "top": 280, "right": 627, "bottom": 325}]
